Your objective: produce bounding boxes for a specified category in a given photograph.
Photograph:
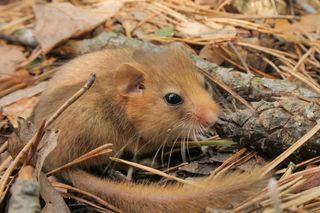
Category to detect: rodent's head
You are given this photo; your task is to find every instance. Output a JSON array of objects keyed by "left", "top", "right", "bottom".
[{"left": 114, "top": 48, "right": 220, "bottom": 144}]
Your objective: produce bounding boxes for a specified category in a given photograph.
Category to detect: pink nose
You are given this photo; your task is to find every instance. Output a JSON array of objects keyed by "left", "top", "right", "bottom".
[{"left": 195, "top": 107, "right": 219, "bottom": 128}]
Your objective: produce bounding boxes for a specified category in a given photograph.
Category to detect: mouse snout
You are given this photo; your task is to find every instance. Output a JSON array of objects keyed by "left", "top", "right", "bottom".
[{"left": 193, "top": 105, "right": 219, "bottom": 128}]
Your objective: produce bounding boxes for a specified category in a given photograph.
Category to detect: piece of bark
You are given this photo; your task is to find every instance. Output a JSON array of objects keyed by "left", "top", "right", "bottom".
[
  {"left": 58, "top": 32, "right": 320, "bottom": 159},
  {"left": 39, "top": 173, "right": 70, "bottom": 213},
  {"left": 215, "top": 97, "right": 320, "bottom": 160}
]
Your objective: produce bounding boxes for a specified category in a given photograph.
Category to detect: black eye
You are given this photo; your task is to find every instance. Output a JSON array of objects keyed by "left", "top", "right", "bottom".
[{"left": 164, "top": 93, "right": 183, "bottom": 106}]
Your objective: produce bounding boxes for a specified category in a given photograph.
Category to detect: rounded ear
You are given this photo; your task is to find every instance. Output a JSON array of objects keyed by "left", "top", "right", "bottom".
[{"left": 114, "top": 63, "right": 145, "bottom": 97}]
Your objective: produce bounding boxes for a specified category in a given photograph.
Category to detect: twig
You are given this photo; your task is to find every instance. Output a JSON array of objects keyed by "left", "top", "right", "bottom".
[
  {"left": 0, "top": 141, "right": 8, "bottom": 154},
  {"left": 61, "top": 193, "right": 109, "bottom": 212},
  {"left": 0, "top": 156, "right": 12, "bottom": 174},
  {"left": 110, "top": 157, "right": 194, "bottom": 185},
  {"left": 228, "top": 41, "right": 252, "bottom": 74},
  {"left": 52, "top": 181, "right": 123, "bottom": 213},
  {"left": 46, "top": 144, "right": 112, "bottom": 175},
  {"left": 198, "top": 69, "right": 254, "bottom": 110}
]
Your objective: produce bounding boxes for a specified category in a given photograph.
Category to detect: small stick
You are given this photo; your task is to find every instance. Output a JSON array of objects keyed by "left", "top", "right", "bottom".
[
  {"left": 110, "top": 157, "right": 194, "bottom": 185},
  {"left": 228, "top": 41, "right": 252, "bottom": 74},
  {"left": 52, "top": 181, "right": 123, "bottom": 213},
  {"left": 212, "top": 147, "right": 247, "bottom": 175},
  {"left": 61, "top": 193, "right": 109, "bottom": 212},
  {"left": 0, "top": 141, "right": 8, "bottom": 154},
  {"left": 47, "top": 143, "right": 112, "bottom": 175},
  {"left": 198, "top": 69, "right": 254, "bottom": 110},
  {"left": 0, "top": 156, "right": 12, "bottom": 174}
]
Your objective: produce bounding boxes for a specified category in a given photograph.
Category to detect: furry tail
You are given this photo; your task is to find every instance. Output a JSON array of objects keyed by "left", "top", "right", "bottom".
[{"left": 65, "top": 168, "right": 267, "bottom": 213}]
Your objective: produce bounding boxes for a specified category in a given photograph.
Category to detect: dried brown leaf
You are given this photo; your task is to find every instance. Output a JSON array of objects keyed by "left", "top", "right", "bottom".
[
  {"left": 3, "top": 96, "right": 39, "bottom": 127},
  {"left": 178, "top": 162, "right": 214, "bottom": 175},
  {"left": 275, "top": 14, "right": 320, "bottom": 35},
  {"left": 177, "top": 21, "right": 236, "bottom": 40},
  {"left": 0, "top": 42, "right": 26, "bottom": 75},
  {"left": 8, "top": 117, "right": 36, "bottom": 159},
  {"left": 199, "top": 45, "right": 224, "bottom": 65},
  {"left": 39, "top": 173, "right": 70, "bottom": 213},
  {"left": 0, "top": 68, "right": 31, "bottom": 91},
  {"left": 291, "top": 172, "right": 320, "bottom": 193},
  {"left": 0, "top": 81, "right": 47, "bottom": 107},
  {"left": 33, "top": 2, "right": 121, "bottom": 53},
  {"left": 35, "top": 129, "right": 59, "bottom": 177}
]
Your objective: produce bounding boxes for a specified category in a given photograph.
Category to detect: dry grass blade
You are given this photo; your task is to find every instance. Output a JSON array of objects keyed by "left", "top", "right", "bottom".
[
  {"left": 0, "top": 156, "right": 12, "bottom": 174},
  {"left": 279, "top": 163, "right": 295, "bottom": 181},
  {"left": 280, "top": 186, "right": 320, "bottom": 210},
  {"left": 0, "top": 141, "right": 8, "bottom": 154},
  {"left": 236, "top": 42, "right": 296, "bottom": 64},
  {"left": 296, "top": 156, "right": 320, "bottom": 168},
  {"left": 47, "top": 144, "right": 112, "bottom": 175},
  {"left": 0, "top": 67, "right": 58, "bottom": 99},
  {"left": 234, "top": 177, "right": 304, "bottom": 212},
  {"left": 278, "top": 166, "right": 320, "bottom": 185},
  {"left": 61, "top": 193, "right": 109, "bottom": 212},
  {"left": 52, "top": 181, "right": 123, "bottom": 213},
  {"left": 0, "top": 15, "right": 33, "bottom": 32},
  {"left": 183, "top": 139, "right": 235, "bottom": 146},
  {"left": 110, "top": 157, "right": 193, "bottom": 185},
  {"left": 261, "top": 122, "right": 320, "bottom": 177},
  {"left": 198, "top": 69, "right": 254, "bottom": 110},
  {"left": 212, "top": 148, "right": 247, "bottom": 175},
  {"left": 228, "top": 41, "right": 252, "bottom": 74}
]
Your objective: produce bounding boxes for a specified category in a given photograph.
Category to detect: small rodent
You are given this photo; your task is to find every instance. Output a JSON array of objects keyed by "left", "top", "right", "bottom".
[{"left": 33, "top": 48, "right": 264, "bottom": 213}]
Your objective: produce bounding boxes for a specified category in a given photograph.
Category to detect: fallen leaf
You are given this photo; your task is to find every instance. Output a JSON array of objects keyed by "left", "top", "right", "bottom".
[
  {"left": 274, "top": 14, "right": 320, "bottom": 35},
  {"left": 0, "top": 81, "right": 47, "bottom": 107},
  {"left": 155, "top": 26, "right": 175, "bottom": 37},
  {"left": 178, "top": 20, "right": 236, "bottom": 40},
  {"left": 35, "top": 129, "right": 59, "bottom": 177},
  {"left": 8, "top": 117, "right": 36, "bottom": 159},
  {"left": 199, "top": 45, "right": 224, "bottom": 65},
  {"left": 290, "top": 172, "right": 320, "bottom": 193},
  {"left": 39, "top": 173, "right": 70, "bottom": 213},
  {"left": 178, "top": 162, "right": 214, "bottom": 175},
  {"left": 3, "top": 96, "right": 39, "bottom": 127},
  {"left": 0, "top": 68, "right": 31, "bottom": 91},
  {"left": 33, "top": 2, "right": 122, "bottom": 53},
  {"left": 0, "top": 42, "right": 26, "bottom": 75}
]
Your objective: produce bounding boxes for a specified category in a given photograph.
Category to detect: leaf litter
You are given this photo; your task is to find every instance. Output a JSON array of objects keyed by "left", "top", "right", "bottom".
[{"left": 0, "top": 0, "right": 319, "bottom": 212}]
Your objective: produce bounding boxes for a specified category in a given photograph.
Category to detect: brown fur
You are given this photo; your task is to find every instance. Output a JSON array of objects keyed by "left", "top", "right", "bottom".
[{"left": 33, "top": 48, "right": 265, "bottom": 212}]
